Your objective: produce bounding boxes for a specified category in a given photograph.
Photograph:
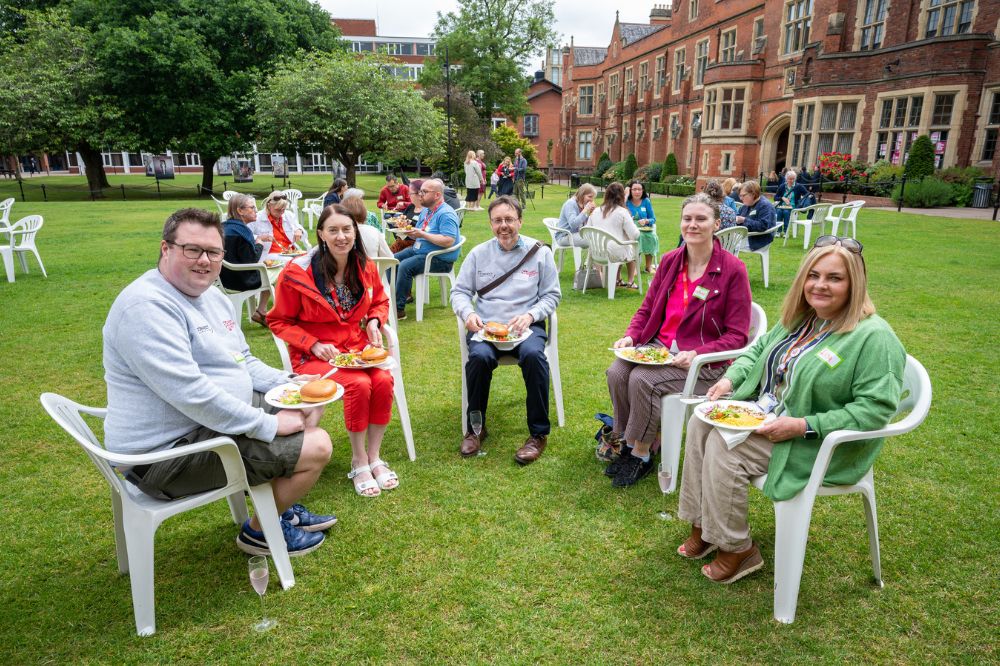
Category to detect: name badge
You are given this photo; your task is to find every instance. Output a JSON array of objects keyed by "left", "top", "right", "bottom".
[
  {"left": 816, "top": 347, "right": 841, "bottom": 368},
  {"left": 232, "top": 352, "right": 246, "bottom": 363},
  {"left": 692, "top": 286, "right": 710, "bottom": 300}
]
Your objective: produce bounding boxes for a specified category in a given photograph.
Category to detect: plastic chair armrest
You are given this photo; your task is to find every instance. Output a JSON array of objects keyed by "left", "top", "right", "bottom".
[
  {"left": 748, "top": 222, "right": 782, "bottom": 237},
  {"left": 422, "top": 236, "right": 466, "bottom": 271},
  {"left": 680, "top": 347, "right": 748, "bottom": 396}
]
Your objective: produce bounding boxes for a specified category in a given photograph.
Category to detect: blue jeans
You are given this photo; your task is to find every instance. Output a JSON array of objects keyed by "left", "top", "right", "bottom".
[
  {"left": 777, "top": 207, "right": 792, "bottom": 234},
  {"left": 394, "top": 246, "right": 453, "bottom": 311}
]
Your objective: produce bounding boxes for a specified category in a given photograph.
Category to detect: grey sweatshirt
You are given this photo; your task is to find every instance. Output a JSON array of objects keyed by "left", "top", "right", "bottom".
[
  {"left": 451, "top": 234, "right": 561, "bottom": 325},
  {"left": 103, "top": 269, "right": 290, "bottom": 454}
]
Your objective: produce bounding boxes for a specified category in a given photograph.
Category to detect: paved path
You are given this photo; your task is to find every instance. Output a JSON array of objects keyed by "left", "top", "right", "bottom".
[{"left": 870, "top": 206, "right": 998, "bottom": 220}]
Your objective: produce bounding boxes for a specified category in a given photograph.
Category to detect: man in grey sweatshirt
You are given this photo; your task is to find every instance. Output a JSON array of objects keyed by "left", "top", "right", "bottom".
[
  {"left": 103, "top": 208, "right": 335, "bottom": 556},
  {"left": 451, "top": 196, "right": 561, "bottom": 464}
]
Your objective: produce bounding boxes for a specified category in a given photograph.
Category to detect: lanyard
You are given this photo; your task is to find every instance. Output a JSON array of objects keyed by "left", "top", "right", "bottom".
[
  {"left": 775, "top": 316, "right": 829, "bottom": 385},
  {"left": 679, "top": 255, "right": 692, "bottom": 309}
]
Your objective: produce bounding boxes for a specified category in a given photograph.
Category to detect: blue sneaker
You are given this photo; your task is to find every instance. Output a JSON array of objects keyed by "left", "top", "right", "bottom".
[
  {"left": 236, "top": 519, "right": 325, "bottom": 557},
  {"left": 281, "top": 504, "right": 337, "bottom": 532}
]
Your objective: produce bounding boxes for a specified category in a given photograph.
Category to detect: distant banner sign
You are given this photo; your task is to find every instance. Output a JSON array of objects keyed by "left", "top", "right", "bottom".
[
  {"left": 216, "top": 156, "right": 233, "bottom": 176},
  {"left": 151, "top": 154, "right": 175, "bottom": 180},
  {"left": 272, "top": 154, "right": 288, "bottom": 178},
  {"left": 234, "top": 159, "right": 254, "bottom": 183}
]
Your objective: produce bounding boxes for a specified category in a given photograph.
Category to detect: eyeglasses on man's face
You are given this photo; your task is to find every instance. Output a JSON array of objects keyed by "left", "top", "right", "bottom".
[
  {"left": 490, "top": 217, "right": 519, "bottom": 226},
  {"left": 166, "top": 240, "right": 224, "bottom": 262}
]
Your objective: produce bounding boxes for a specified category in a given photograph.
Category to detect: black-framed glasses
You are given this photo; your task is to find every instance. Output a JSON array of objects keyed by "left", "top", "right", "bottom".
[
  {"left": 814, "top": 235, "right": 863, "bottom": 254},
  {"left": 166, "top": 241, "right": 224, "bottom": 262}
]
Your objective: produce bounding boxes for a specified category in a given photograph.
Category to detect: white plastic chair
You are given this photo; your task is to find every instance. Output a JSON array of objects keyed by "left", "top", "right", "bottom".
[
  {"left": 0, "top": 215, "right": 47, "bottom": 282},
  {"left": 415, "top": 235, "right": 467, "bottom": 322},
  {"left": 751, "top": 354, "right": 932, "bottom": 624},
  {"left": 785, "top": 203, "right": 832, "bottom": 249},
  {"left": 39, "top": 392, "right": 295, "bottom": 636},
  {"left": 457, "top": 310, "right": 565, "bottom": 434},
  {"left": 714, "top": 226, "right": 748, "bottom": 257},
  {"left": 283, "top": 189, "right": 303, "bottom": 225},
  {"left": 542, "top": 217, "right": 583, "bottom": 273},
  {"left": 215, "top": 260, "right": 270, "bottom": 327},
  {"left": 210, "top": 195, "right": 228, "bottom": 219},
  {"left": 0, "top": 196, "right": 14, "bottom": 225},
  {"left": 455, "top": 206, "right": 467, "bottom": 227},
  {"left": 740, "top": 222, "right": 783, "bottom": 288},
  {"left": 302, "top": 198, "right": 324, "bottom": 229},
  {"left": 658, "top": 302, "right": 768, "bottom": 494},
  {"left": 222, "top": 190, "right": 241, "bottom": 201},
  {"left": 829, "top": 200, "right": 864, "bottom": 238},
  {"left": 269, "top": 325, "right": 416, "bottom": 460},
  {"left": 578, "top": 226, "right": 642, "bottom": 299},
  {"left": 372, "top": 256, "right": 400, "bottom": 330}
]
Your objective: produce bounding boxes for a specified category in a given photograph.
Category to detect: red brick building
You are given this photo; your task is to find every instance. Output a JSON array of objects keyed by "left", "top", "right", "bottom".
[
  {"left": 521, "top": 75, "right": 563, "bottom": 167},
  {"left": 549, "top": 2, "right": 1000, "bottom": 180},
  {"left": 331, "top": 18, "right": 438, "bottom": 82}
]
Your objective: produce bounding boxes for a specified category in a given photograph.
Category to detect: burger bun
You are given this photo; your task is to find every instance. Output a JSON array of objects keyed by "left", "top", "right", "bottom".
[
  {"left": 361, "top": 346, "right": 389, "bottom": 363},
  {"left": 299, "top": 379, "right": 338, "bottom": 403}
]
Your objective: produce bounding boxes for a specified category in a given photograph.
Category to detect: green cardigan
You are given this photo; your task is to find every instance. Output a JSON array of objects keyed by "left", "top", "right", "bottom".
[{"left": 725, "top": 314, "right": 905, "bottom": 501}]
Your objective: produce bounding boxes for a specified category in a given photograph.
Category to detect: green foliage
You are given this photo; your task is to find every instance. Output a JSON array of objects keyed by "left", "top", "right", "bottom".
[
  {"left": 937, "top": 165, "right": 987, "bottom": 185},
  {"left": 668, "top": 183, "right": 697, "bottom": 196},
  {"left": 870, "top": 160, "right": 904, "bottom": 183},
  {"left": 420, "top": 0, "right": 557, "bottom": 120},
  {"left": 661, "top": 152, "right": 679, "bottom": 179},
  {"left": 645, "top": 181, "right": 667, "bottom": 195},
  {"left": 892, "top": 177, "right": 954, "bottom": 207},
  {"left": 662, "top": 174, "right": 694, "bottom": 184},
  {"left": 633, "top": 163, "right": 662, "bottom": 183},
  {"left": 594, "top": 152, "right": 613, "bottom": 180},
  {"left": 255, "top": 51, "right": 444, "bottom": 185},
  {"left": 421, "top": 83, "right": 500, "bottom": 174},
  {"left": 602, "top": 161, "right": 627, "bottom": 181},
  {"left": 526, "top": 167, "right": 547, "bottom": 184},
  {"left": 491, "top": 125, "right": 538, "bottom": 168},
  {"left": 904, "top": 135, "right": 936, "bottom": 179},
  {"left": 622, "top": 153, "right": 638, "bottom": 180}
]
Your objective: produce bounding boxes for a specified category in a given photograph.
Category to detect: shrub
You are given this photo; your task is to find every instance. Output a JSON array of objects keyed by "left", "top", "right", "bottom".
[
  {"left": 938, "top": 165, "right": 987, "bottom": 185},
  {"left": 668, "top": 183, "right": 696, "bottom": 196},
  {"left": 622, "top": 153, "right": 638, "bottom": 180},
  {"left": 951, "top": 182, "right": 973, "bottom": 207},
  {"left": 892, "top": 177, "right": 954, "bottom": 208},
  {"left": 526, "top": 168, "right": 547, "bottom": 184},
  {"left": 595, "top": 152, "right": 612, "bottom": 179},
  {"left": 645, "top": 182, "right": 668, "bottom": 195},
  {"left": 633, "top": 163, "right": 662, "bottom": 182},
  {"left": 904, "top": 135, "right": 935, "bottom": 180},
  {"left": 661, "top": 153, "right": 679, "bottom": 180},
  {"left": 491, "top": 125, "right": 538, "bottom": 167},
  {"left": 602, "top": 161, "right": 627, "bottom": 181}
]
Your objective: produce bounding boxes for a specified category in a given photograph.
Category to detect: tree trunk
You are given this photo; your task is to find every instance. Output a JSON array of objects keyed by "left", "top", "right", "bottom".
[
  {"left": 77, "top": 142, "right": 110, "bottom": 195},
  {"left": 200, "top": 155, "right": 219, "bottom": 195},
  {"left": 343, "top": 153, "right": 357, "bottom": 188}
]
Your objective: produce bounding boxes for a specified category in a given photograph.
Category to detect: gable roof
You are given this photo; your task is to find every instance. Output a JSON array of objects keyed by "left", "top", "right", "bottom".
[
  {"left": 574, "top": 47, "right": 608, "bottom": 66},
  {"left": 619, "top": 23, "right": 665, "bottom": 46}
]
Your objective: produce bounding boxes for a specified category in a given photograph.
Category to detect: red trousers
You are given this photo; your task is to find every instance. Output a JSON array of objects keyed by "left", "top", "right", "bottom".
[{"left": 297, "top": 360, "right": 394, "bottom": 432}]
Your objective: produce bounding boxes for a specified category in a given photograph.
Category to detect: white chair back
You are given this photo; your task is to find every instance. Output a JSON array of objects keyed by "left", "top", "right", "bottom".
[
  {"left": 578, "top": 227, "right": 641, "bottom": 298},
  {"left": 542, "top": 218, "right": 583, "bottom": 273},
  {"left": 372, "top": 256, "right": 400, "bottom": 330},
  {"left": 0, "top": 197, "right": 13, "bottom": 226},
  {"left": 415, "top": 235, "right": 467, "bottom": 321},
  {"left": 222, "top": 190, "right": 241, "bottom": 201},
  {"left": 211, "top": 195, "right": 227, "bottom": 218},
  {"left": 714, "top": 226, "right": 748, "bottom": 256},
  {"left": 284, "top": 189, "right": 303, "bottom": 224}
]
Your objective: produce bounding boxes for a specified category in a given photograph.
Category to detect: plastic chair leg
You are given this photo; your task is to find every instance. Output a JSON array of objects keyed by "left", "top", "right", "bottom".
[
  {"left": 17, "top": 252, "right": 28, "bottom": 273},
  {"left": 771, "top": 493, "right": 816, "bottom": 624},
  {"left": 226, "top": 491, "right": 250, "bottom": 525},
  {"left": 415, "top": 277, "right": 425, "bottom": 322},
  {"left": 547, "top": 347, "right": 565, "bottom": 427},
  {"left": 122, "top": 510, "right": 158, "bottom": 636},
  {"left": 860, "top": 481, "right": 883, "bottom": 585},
  {"left": 802, "top": 223, "right": 812, "bottom": 250},
  {"left": 111, "top": 490, "right": 129, "bottom": 574},
  {"left": 658, "top": 396, "right": 688, "bottom": 494},
  {"left": 572, "top": 246, "right": 582, "bottom": 272},
  {"left": 607, "top": 262, "right": 619, "bottom": 299},
  {"left": 439, "top": 276, "right": 448, "bottom": 306},
  {"left": 393, "top": 373, "right": 416, "bottom": 460},
  {"left": 1, "top": 248, "right": 14, "bottom": 282},
  {"left": 247, "top": 484, "right": 295, "bottom": 591},
  {"left": 760, "top": 250, "right": 770, "bottom": 289},
  {"left": 31, "top": 249, "right": 46, "bottom": 277}
]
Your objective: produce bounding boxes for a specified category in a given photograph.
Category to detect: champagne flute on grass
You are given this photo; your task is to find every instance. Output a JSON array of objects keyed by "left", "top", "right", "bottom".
[
  {"left": 470, "top": 410, "right": 486, "bottom": 457},
  {"left": 656, "top": 462, "right": 672, "bottom": 521},
  {"left": 248, "top": 555, "right": 276, "bottom": 632}
]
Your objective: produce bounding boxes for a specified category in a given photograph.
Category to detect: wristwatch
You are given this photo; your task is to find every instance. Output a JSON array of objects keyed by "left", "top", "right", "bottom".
[{"left": 804, "top": 423, "right": 819, "bottom": 440}]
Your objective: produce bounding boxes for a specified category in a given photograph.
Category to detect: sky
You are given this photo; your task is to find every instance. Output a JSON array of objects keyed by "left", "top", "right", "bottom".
[{"left": 318, "top": 1, "right": 651, "bottom": 61}]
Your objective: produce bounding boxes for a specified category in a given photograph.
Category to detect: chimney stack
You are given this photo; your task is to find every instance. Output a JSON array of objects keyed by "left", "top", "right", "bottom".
[{"left": 650, "top": 3, "right": 672, "bottom": 24}]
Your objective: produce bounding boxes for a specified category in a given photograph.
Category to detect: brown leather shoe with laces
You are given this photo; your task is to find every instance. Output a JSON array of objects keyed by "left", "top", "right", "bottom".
[
  {"left": 460, "top": 428, "right": 487, "bottom": 457},
  {"left": 514, "top": 434, "right": 547, "bottom": 465}
]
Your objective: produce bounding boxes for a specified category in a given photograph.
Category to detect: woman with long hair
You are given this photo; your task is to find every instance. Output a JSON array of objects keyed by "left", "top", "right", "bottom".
[
  {"left": 323, "top": 178, "right": 349, "bottom": 208},
  {"left": 495, "top": 156, "right": 515, "bottom": 196},
  {"left": 626, "top": 180, "right": 658, "bottom": 274},
  {"left": 556, "top": 183, "right": 596, "bottom": 249},
  {"left": 269, "top": 205, "right": 398, "bottom": 497},
  {"left": 589, "top": 182, "right": 640, "bottom": 288},
  {"left": 704, "top": 179, "right": 738, "bottom": 230},
  {"left": 464, "top": 150, "right": 484, "bottom": 211}
]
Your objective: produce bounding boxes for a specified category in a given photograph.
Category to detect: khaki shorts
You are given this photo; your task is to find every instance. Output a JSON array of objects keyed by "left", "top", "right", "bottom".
[{"left": 126, "top": 392, "right": 304, "bottom": 500}]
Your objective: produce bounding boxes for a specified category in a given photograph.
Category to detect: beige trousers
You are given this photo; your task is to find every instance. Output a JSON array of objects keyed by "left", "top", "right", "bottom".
[{"left": 677, "top": 414, "right": 773, "bottom": 552}]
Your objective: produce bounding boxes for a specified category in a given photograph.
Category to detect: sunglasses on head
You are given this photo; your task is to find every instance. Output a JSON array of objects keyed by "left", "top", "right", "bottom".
[
  {"left": 270, "top": 194, "right": 287, "bottom": 202},
  {"left": 814, "top": 235, "right": 863, "bottom": 254}
]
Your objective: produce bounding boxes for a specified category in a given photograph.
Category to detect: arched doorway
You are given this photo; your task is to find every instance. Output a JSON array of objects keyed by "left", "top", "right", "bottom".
[{"left": 760, "top": 114, "right": 791, "bottom": 176}]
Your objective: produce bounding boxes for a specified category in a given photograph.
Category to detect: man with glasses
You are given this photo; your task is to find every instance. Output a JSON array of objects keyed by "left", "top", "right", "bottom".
[
  {"left": 103, "top": 208, "right": 336, "bottom": 557},
  {"left": 451, "top": 196, "right": 561, "bottom": 464},
  {"left": 393, "top": 178, "right": 461, "bottom": 320}
]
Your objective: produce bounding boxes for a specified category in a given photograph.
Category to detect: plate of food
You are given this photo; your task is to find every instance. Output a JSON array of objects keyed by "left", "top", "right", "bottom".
[
  {"left": 264, "top": 380, "right": 343, "bottom": 410},
  {"left": 614, "top": 346, "right": 673, "bottom": 365},
  {"left": 473, "top": 322, "right": 532, "bottom": 350},
  {"left": 389, "top": 224, "right": 416, "bottom": 235},
  {"left": 263, "top": 259, "right": 283, "bottom": 268},
  {"left": 694, "top": 400, "right": 775, "bottom": 431},
  {"left": 330, "top": 346, "right": 395, "bottom": 370},
  {"left": 279, "top": 249, "right": 306, "bottom": 257}
]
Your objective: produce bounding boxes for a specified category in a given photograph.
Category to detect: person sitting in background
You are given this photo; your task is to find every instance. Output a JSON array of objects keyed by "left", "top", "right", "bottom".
[
  {"left": 604, "top": 193, "right": 751, "bottom": 487},
  {"left": 390, "top": 179, "right": 425, "bottom": 254},
  {"left": 323, "top": 178, "right": 348, "bottom": 209},
  {"left": 376, "top": 175, "right": 411, "bottom": 217},
  {"left": 556, "top": 183, "right": 596, "bottom": 249},
  {"left": 393, "top": 179, "right": 461, "bottom": 320},
  {"left": 704, "top": 179, "right": 738, "bottom": 230},
  {"left": 341, "top": 188, "right": 382, "bottom": 232},
  {"left": 221, "top": 194, "right": 271, "bottom": 327},
  {"left": 268, "top": 205, "right": 399, "bottom": 497},
  {"left": 766, "top": 170, "right": 780, "bottom": 189},
  {"left": 773, "top": 170, "right": 810, "bottom": 236},
  {"left": 251, "top": 191, "right": 305, "bottom": 258},
  {"left": 430, "top": 171, "right": 463, "bottom": 211},
  {"left": 722, "top": 177, "right": 740, "bottom": 210},
  {"left": 677, "top": 237, "right": 905, "bottom": 583},
  {"left": 590, "top": 182, "right": 640, "bottom": 289},
  {"left": 626, "top": 180, "right": 658, "bottom": 274},
  {"left": 340, "top": 196, "right": 393, "bottom": 259},
  {"left": 735, "top": 181, "right": 777, "bottom": 251}
]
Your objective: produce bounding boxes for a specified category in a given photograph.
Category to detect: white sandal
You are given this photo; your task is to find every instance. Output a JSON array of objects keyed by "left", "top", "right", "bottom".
[
  {"left": 347, "top": 465, "right": 380, "bottom": 497},
  {"left": 370, "top": 458, "right": 399, "bottom": 490}
]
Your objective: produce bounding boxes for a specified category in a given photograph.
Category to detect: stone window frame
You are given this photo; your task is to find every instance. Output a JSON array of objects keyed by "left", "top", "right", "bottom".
[
  {"left": 654, "top": 55, "right": 667, "bottom": 98},
  {"left": 853, "top": 0, "right": 890, "bottom": 51},
  {"left": 578, "top": 85, "right": 595, "bottom": 116},
  {"left": 695, "top": 38, "right": 711, "bottom": 89},
  {"left": 639, "top": 61, "right": 650, "bottom": 102},
  {"left": 789, "top": 95, "right": 864, "bottom": 169},
  {"left": 869, "top": 85, "right": 967, "bottom": 167},
  {"left": 781, "top": 0, "right": 814, "bottom": 57},
  {"left": 720, "top": 27, "right": 738, "bottom": 63},
  {"left": 625, "top": 66, "right": 635, "bottom": 98},
  {"left": 578, "top": 131, "right": 593, "bottom": 161},
  {"left": 610, "top": 72, "right": 621, "bottom": 104},
  {"left": 689, "top": 0, "right": 699, "bottom": 21},
  {"left": 971, "top": 87, "right": 1000, "bottom": 165},
  {"left": 702, "top": 83, "right": 751, "bottom": 136},
  {"left": 720, "top": 151, "right": 735, "bottom": 175},
  {"left": 919, "top": 0, "right": 977, "bottom": 39},
  {"left": 673, "top": 47, "right": 686, "bottom": 94}
]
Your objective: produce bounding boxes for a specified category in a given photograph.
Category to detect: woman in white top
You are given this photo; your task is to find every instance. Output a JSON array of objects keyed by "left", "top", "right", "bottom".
[
  {"left": 251, "top": 191, "right": 306, "bottom": 259},
  {"left": 464, "top": 150, "right": 484, "bottom": 211},
  {"left": 340, "top": 196, "right": 393, "bottom": 259},
  {"left": 589, "top": 182, "right": 640, "bottom": 288}
]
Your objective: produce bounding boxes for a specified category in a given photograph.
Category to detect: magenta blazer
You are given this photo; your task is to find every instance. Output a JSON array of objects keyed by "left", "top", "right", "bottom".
[{"left": 625, "top": 238, "right": 752, "bottom": 359}]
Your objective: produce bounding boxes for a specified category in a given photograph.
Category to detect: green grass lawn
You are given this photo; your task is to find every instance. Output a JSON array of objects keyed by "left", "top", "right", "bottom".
[{"left": 0, "top": 188, "right": 997, "bottom": 663}]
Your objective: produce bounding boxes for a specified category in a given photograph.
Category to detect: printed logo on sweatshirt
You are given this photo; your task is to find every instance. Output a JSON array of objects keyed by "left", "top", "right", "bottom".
[
  {"left": 515, "top": 269, "right": 538, "bottom": 281},
  {"left": 196, "top": 325, "right": 213, "bottom": 335},
  {"left": 223, "top": 319, "right": 236, "bottom": 332}
]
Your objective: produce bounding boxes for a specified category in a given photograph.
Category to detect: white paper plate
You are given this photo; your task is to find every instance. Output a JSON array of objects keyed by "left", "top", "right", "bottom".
[
  {"left": 264, "top": 382, "right": 344, "bottom": 410},
  {"left": 473, "top": 326, "right": 532, "bottom": 351},
  {"left": 613, "top": 346, "right": 673, "bottom": 365},
  {"left": 694, "top": 400, "right": 776, "bottom": 432},
  {"left": 329, "top": 355, "right": 396, "bottom": 370}
]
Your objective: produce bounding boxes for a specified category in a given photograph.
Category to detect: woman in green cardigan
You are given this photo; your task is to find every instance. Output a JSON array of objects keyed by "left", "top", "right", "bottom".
[{"left": 676, "top": 237, "right": 906, "bottom": 584}]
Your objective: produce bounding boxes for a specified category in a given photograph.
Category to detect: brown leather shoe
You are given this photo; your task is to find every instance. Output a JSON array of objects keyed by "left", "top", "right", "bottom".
[
  {"left": 701, "top": 543, "right": 764, "bottom": 584},
  {"left": 460, "top": 428, "right": 487, "bottom": 457},
  {"left": 514, "top": 434, "right": 547, "bottom": 465}
]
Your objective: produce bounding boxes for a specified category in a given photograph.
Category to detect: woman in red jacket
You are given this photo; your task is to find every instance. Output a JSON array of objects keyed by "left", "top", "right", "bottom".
[
  {"left": 602, "top": 193, "right": 752, "bottom": 487},
  {"left": 269, "top": 205, "right": 397, "bottom": 497}
]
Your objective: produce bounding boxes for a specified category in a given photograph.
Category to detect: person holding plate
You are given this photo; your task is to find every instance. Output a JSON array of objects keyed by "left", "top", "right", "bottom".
[
  {"left": 676, "top": 237, "right": 905, "bottom": 584},
  {"left": 626, "top": 180, "right": 658, "bottom": 274},
  {"left": 251, "top": 191, "right": 306, "bottom": 259},
  {"left": 451, "top": 195, "right": 561, "bottom": 464},
  {"left": 220, "top": 194, "right": 273, "bottom": 327},
  {"left": 269, "top": 205, "right": 398, "bottom": 498},
  {"left": 604, "top": 193, "right": 752, "bottom": 487}
]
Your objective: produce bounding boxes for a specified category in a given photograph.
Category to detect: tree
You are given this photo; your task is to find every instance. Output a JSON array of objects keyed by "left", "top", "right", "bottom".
[
  {"left": 0, "top": 8, "right": 123, "bottom": 191},
  {"left": 622, "top": 153, "right": 638, "bottom": 180},
  {"left": 254, "top": 51, "right": 445, "bottom": 186},
  {"left": 491, "top": 125, "right": 538, "bottom": 167},
  {"left": 72, "top": 0, "right": 344, "bottom": 194},
  {"left": 661, "top": 153, "right": 679, "bottom": 180},
  {"left": 421, "top": 83, "right": 500, "bottom": 174},
  {"left": 904, "top": 135, "right": 936, "bottom": 180},
  {"left": 420, "top": 0, "right": 558, "bottom": 120}
]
